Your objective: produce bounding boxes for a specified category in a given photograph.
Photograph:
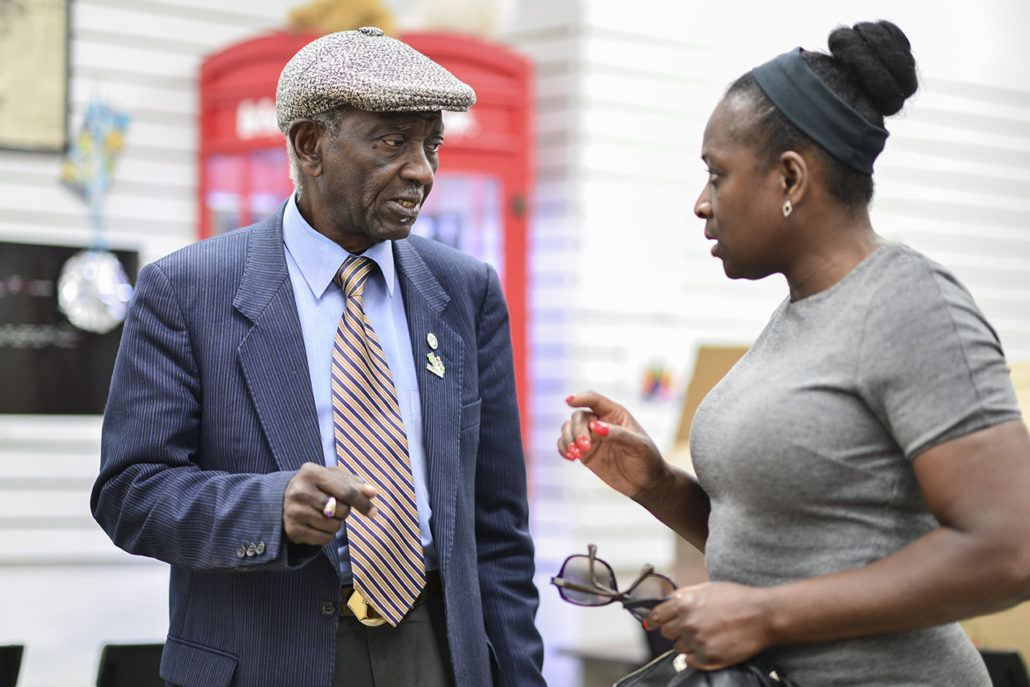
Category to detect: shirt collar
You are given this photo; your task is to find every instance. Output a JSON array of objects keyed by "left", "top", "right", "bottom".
[{"left": 282, "top": 193, "right": 397, "bottom": 298}]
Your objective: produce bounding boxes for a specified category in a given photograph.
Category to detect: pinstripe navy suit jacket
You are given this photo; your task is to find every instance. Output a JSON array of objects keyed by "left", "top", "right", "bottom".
[{"left": 91, "top": 207, "right": 545, "bottom": 687}]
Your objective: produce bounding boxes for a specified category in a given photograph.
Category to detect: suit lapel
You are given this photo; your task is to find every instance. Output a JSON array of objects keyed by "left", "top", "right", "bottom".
[
  {"left": 234, "top": 209, "right": 323, "bottom": 477},
  {"left": 394, "top": 240, "right": 462, "bottom": 569}
]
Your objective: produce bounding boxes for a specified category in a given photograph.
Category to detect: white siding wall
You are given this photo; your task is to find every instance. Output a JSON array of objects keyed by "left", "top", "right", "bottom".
[{"left": 502, "top": 5, "right": 593, "bottom": 685}]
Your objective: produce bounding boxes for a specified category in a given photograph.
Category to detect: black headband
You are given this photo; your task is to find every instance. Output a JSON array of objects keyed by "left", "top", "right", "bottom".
[{"left": 751, "top": 48, "right": 888, "bottom": 174}]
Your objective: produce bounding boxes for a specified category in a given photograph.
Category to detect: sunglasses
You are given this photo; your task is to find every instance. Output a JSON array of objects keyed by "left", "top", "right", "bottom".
[{"left": 550, "top": 543, "right": 676, "bottom": 620}]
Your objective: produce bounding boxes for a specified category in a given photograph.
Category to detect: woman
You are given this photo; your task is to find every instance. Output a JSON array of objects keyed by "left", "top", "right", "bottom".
[{"left": 558, "top": 20, "right": 1030, "bottom": 686}]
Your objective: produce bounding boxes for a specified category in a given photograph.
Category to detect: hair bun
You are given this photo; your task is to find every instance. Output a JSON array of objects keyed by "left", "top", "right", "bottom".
[{"left": 828, "top": 20, "right": 917, "bottom": 117}]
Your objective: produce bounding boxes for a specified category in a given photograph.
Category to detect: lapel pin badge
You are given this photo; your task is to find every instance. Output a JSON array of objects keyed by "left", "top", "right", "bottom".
[
  {"left": 426, "top": 352, "right": 446, "bottom": 379},
  {"left": 426, "top": 332, "right": 439, "bottom": 350}
]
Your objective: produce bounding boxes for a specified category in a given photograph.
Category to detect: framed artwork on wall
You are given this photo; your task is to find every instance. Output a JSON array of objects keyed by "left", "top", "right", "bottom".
[{"left": 0, "top": 0, "right": 69, "bottom": 151}]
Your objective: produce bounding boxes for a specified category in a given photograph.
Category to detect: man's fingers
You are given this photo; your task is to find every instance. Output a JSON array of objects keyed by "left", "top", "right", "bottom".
[
  {"left": 322, "top": 495, "right": 338, "bottom": 518},
  {"left": 286, "top": 522, "right": 337, "bottom": 547},
  {"left": 283, "top": 463, "right": 376, "bottom": 546},
  {"left": 283, "top": 501, "right": 342, "bottom": 546},
  {"left": 324, "top": 471, "right": 378, "bottom": 517},
  {"left": 343, "top": 487, "right": 377, "bottom": 518}
]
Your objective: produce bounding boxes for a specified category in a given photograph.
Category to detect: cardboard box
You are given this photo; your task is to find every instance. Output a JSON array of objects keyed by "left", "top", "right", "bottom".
[{"left": 669, "top": 345, "right": 747, "bottom": 586}]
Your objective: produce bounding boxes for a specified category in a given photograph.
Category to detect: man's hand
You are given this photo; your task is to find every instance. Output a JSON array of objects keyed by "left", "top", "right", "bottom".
[{"left": 282, "top": 463, "right": 378, "bottom": 546}]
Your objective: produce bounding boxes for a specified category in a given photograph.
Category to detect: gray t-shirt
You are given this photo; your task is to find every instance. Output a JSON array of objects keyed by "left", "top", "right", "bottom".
[{"left": 690, "top": 243, "right": 1021, "bottom": 686}]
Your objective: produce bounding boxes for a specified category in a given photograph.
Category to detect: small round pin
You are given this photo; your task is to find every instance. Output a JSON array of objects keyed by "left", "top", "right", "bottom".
[{"left": 426, "top": 333, "right": 438, "bottom": 350}]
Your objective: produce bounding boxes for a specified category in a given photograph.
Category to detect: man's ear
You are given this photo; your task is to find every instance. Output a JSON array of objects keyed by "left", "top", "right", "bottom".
[
  {"left": 290, "top": 120, "right": 325, "bottom": 178},
  {"left": 779, "top": 150, "right": 809, "bottom": 207}
]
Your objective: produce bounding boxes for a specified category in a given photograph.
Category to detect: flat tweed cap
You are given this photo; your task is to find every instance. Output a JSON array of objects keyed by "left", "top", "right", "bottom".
[{"left": 276, "top": 26, "right": 476, "bottom": 133}]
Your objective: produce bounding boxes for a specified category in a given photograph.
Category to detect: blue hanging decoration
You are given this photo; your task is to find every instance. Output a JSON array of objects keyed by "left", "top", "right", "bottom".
[{"left": 57, "top": 98, "right": 134, "bottom": 334}]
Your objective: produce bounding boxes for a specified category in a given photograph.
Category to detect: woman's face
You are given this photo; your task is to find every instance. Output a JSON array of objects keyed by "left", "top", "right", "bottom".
[{"left": 693, "top": 96, "right": 790, "bottom": 280}]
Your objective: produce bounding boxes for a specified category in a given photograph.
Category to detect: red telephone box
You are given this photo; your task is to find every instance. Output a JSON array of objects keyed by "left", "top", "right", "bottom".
[{"left": 199, "top": 30, "right": 533, "bottom": 443}]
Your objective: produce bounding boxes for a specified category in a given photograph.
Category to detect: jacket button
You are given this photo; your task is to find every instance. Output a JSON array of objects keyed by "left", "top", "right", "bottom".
[
  {"left": 321, "top": 602, "right": 336, "bottom": 617},
  {"left": 246, "top": 543, "right": 257, "bottom": 557},
  {"left": 256, "top": 541, "right": 266, "bottom": 555},
  {"left": 236, "top": 545, "right": 247, "bottom": 559}
]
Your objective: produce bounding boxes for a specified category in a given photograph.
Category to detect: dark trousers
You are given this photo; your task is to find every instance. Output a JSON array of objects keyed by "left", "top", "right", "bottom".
[{"left": 334, "top": 584, "right": 453, "bottom": 687}]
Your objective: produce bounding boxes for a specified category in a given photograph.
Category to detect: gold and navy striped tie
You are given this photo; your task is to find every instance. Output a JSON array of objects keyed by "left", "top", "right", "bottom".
[{"left": 332, "top": 255, "right": 425, "bottom": 627}]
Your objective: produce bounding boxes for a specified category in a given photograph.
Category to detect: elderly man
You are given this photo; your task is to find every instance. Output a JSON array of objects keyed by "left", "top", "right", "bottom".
[{"left": 92, "top": 28, "right": 545, "bottom": 687}]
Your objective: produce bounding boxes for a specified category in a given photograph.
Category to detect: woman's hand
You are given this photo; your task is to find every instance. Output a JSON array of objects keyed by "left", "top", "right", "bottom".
[
  {"left": 558, "top": 391, "right": 668, "bottom": 499},
  {"left": 646, "top": 581, "right": 774, "bottom": 671}
]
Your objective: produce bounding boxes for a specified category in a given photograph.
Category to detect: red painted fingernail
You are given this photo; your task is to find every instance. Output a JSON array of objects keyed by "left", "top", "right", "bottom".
[
  {"left": 576, "top": 435, "right": 591, "bottom": 451},
  {"left": 562, "top": 451, "right": 576, "bottom": 462},
  {"left": 642, "top": 619, "right": 649, "bottom": 630},
  {"left": 590, "top": 420, "right": 610, "bottom": 437},
  {"left": 565, "top": 395, "right": 575, "bottom": 404},
  {"left": 568, "top": 445, "right": 581, "bottom": 459}
]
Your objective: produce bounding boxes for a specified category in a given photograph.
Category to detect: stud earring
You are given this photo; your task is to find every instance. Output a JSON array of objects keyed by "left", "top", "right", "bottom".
[{"left": 782, "top": 199, "right": 793, "bottom": 218}]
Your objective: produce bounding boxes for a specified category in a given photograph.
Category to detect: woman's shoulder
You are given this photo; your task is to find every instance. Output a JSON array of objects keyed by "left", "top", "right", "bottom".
[
  {"left": 857, "top": 241, "right": 1005, "bottom": 371},
  {"left": 863, "top": 242, "right": 977, "bottom": 312}
]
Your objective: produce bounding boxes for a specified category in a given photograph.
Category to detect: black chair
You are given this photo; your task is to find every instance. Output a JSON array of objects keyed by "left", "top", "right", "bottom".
[
  {"left": 0, "top": 645, "right": 23, "bottom": 687},
  {"left": 96, "top": 643, "right": 164, "bottom": 687},
  {"left": 981, "top": 650, "right": 1030, "bottom": 687}
]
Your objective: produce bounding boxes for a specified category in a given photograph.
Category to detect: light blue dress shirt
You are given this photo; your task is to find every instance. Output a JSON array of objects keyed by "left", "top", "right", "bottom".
[{"left": 281, "top": 194, "right": 436, "bottom": 581}]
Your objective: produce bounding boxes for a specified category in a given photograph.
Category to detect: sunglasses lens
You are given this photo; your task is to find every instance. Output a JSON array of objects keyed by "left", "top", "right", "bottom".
[
  {"left": 630, "top": 573, "right": 675, "bottom": 601},
  {"left": 557, "top": 555, "right": 617, "bottom": 606}
]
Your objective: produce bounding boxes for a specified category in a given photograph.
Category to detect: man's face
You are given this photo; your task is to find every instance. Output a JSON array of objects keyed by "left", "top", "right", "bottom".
[{"left": 313, "top": 108, "right": 444, "bottom": 253}]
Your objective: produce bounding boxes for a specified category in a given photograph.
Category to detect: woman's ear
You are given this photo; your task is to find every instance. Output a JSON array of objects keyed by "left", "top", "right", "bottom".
[
  {"left": 779, "top": 150, "right": 808, "bottom": 208},
  {"left": 290, "top": 120, "right": 325, "bottom": 178}
]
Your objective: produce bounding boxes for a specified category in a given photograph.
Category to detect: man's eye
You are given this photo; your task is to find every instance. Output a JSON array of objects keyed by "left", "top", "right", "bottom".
[
  {"left": 427, "top": 141, "right": 442, "bottom": 153},
  {"left": 383, "top": 137, "right": 404, "bottom": 148}
]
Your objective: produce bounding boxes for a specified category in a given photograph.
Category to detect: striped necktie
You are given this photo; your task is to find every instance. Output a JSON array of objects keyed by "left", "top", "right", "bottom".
[{"left": 332, "top": 255, "right": 425, "bottom": 627}]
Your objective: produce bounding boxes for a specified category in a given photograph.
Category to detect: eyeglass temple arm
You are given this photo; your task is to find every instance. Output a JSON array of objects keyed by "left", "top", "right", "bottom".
[
  {"left": 623, "top": 597, "right": 666, "bottom": 610},
  {"left": 586, "top": 544, "right": 620, "bottom": 595},
  {"left": 621, "top": 563, "right": 657, "bottom": 596},
  {"left": 551, "top": 576, "right": 621, "bottom": 599}
]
